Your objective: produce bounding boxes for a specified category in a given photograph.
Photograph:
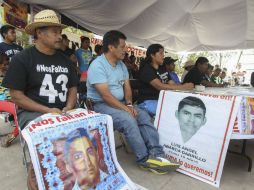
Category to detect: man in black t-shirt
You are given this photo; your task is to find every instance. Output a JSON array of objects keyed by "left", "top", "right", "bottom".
[
  {"left": 0, "top": 25, "right": 23, "bottom": 59},
  {"left": 2, "top": 10, "right": 78, "bottom": 146},
  {"left": 183, "top": 57, "right": 224, "bottom": 87}
]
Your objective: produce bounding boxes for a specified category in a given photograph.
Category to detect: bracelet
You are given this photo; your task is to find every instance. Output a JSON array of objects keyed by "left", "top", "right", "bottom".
[{"left": 126, "top": 104, "right": 133, "bottom": 107}]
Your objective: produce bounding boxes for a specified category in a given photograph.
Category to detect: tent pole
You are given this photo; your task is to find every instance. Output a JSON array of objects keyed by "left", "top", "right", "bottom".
[{"left": 236, "top": 51, "right": 243, "bottom": 69}]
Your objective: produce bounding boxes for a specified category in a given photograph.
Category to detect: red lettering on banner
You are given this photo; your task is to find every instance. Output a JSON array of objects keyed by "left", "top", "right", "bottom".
[
  {"left": 29, "top": 119, "right": 55, "bottom": 132},
  {"left": 199, "top": 93, "right": 233, "bottom": 101},
  {"left": 91, "top": 37, "right": 146, "bottom": 57},
  {"left": 28, "top": 111, "right": 96, "bottom": 133},
  {"left": 183, "top": 162, "right": 213, "bottom": 177},
  {"left": 165, "top": 154, "right": 213, "bottom": 177}
]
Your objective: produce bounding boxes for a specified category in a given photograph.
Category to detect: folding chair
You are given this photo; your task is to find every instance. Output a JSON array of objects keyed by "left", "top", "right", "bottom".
[{"left": 0, "top": 100, "right": 29, "bottom": 171}]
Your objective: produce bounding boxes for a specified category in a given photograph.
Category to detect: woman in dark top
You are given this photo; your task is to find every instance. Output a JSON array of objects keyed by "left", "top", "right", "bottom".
[{"left": 138, "top": 44, "right": 193, "bottom": 116}]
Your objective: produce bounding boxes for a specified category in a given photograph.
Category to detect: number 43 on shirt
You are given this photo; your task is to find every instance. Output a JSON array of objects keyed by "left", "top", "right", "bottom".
[{"left": 39, "top": 74, "right": 68, "bottom": 103}]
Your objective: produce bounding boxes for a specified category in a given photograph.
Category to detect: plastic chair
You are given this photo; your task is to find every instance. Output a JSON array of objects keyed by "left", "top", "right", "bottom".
[{"left": 0, "top": 100, "right": 29, "bottom": 171}]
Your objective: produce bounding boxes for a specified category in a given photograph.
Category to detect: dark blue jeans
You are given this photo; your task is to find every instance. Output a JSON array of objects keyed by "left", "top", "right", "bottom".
[{"left": 93, "top": 103, "right": 164, "bottom": 163}]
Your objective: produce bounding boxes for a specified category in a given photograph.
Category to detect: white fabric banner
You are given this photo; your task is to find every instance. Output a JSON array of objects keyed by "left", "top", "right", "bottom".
[
  {"left": 22, "top": 108, "right": 141, "bottom": 190},
  {"left": 154, "top": 91, "right": 241, "bottom": 187},
  {"left": 21, "top": 0, "right": 254, "bottom": 52}
]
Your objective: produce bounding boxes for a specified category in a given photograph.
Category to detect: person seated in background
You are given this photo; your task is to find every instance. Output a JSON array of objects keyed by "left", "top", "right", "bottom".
[
  {"left": 87, "top": 31, "right": 180, "bottom": 174},
  {"left": 60, "top": 34, "right": 78, "bottom": 64},
  {"left": 218, "top": 71, "right": 227, "bottom": 84},
  {"left": 0, "top": 53, "right": 10, "bottom": 100},
  {"left": 181, "top": 60, "right": 195, "bottom": 82},
  {"left": 164, "top": 57, "right": 180, "bottom": 84},
  {"left": 94, "top": 44, "right": 103, "bottom": 58},
  {"left": 204, "top": 64, "right": 214, "bottom": 81},
  {"left": 138, "top": 44, "right": 193, "bottom": 116},
  {"left": 214, "top": 64, "right": 220, "bottom": 70},
  {"left": 210, "top": 67, "right": 222, "bottom": 84},
  {"left": 0, "top": 52, "right": 9, "bottom": 82},
  {"left": 183, "top": 57, "right": 225, "bottom": 87},
  {"left": 251, "top": 72, "right": 254, "bottom": 87},
  {"left": 0, "top": 52, "right": 19, "bottom": 147},
  {"left": 0, "top": 24, "right": 23, "bottom": 59},
  {"left": 123, "top": 52, "right": 138, "bottom": 79},
  {"left": 75, "top": 36, "right": 93, "bottom": 81},
  {"left": 89, "top": 44, "right": 103, "bottom": 65},
  {"left": 129, "top": 51, "right": 136, "bottom": 64}
]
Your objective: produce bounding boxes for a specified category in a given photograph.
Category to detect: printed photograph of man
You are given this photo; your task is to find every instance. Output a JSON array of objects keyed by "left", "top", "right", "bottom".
[
  {"left": 64, "top": 128, "right": 107, "bottom": 190},
  {"left": 175, "top": 96, "right": 207, "bottom": 143},
  {"left": 53, "top": 138, "right": 75, "bottom": 190}
]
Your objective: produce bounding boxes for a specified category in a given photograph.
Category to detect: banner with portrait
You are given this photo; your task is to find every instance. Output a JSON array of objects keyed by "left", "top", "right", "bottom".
[
  {"left": 154, "top": 91, "right": 241, "bottom": 187},
  {"left": 237, "top": 96, "right": 254, "bottom": 134},
  {"left": 22, "top": 108, "right": 141, "bottom": 190}
]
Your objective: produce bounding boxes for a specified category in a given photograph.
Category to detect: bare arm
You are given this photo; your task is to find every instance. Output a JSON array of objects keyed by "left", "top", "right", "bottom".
[
  {"left": 94, "top": 83, "right": 129, "bottom": 111},
  {"left": 10, "top": 89, "right": 62, "bottom": 114},
  {"left": 123, "top": 80, "right": 132, "bottom": 104},
  {"left": 94, "top": 83, "right": 134, "bottom": 115},
  {"left": 62, "top": 87, "right": 77, "bottom": 112},
  {"left": 150, "top": 78, "right": 194, "bottom": 91}
]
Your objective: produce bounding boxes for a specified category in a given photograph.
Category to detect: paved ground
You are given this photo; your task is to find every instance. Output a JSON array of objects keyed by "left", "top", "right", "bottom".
[{"left": 0, "top": 119, "right": 254, "bottom": 190}]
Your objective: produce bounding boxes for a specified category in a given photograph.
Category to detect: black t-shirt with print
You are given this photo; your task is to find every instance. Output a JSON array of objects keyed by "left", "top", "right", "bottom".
[
  {"left": 138, "top": 64, "right": 171, "bottom": 103},
  {"left": 0, "top": 42, "right": 23, "bottom": 58},
  {"left": 3, "top": 46, "right": 78, "bottom": 109},
  {"left": 183, "top": 67, "right": 206, "bottom": 85}
]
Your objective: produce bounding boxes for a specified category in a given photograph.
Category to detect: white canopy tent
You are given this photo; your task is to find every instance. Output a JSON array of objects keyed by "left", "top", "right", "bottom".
[{"left": 21, "top": 0, "right": 254, "bottom": 52}]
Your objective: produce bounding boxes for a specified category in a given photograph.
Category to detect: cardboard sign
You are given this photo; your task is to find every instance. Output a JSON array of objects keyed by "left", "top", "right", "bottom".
[{"left": 154, "top": 91, "right": 240, "bottom": 187}]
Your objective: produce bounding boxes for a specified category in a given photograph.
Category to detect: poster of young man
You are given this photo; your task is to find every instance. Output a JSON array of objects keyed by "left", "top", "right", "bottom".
[
  {"left": 237, "top": 96, "right": 254, "bottom": 134},
  {"left": 22, "top": 108, "right": 141, "bottom": 190},
  {"left": 154, "top": 91, "right": 241, "bottom": 187}
]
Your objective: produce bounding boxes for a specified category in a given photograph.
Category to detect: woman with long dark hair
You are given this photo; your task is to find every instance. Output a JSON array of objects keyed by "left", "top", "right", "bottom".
[{"left": 138, "top": 44, "right": 194, "bottom": 116}]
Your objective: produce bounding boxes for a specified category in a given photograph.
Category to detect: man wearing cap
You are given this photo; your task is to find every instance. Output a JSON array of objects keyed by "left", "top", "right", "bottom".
[
  {"left": 181, "top": 60, "right": 195, "bottom": 82},
  {"left": 2, "top": 10, "right": 78, "bottom": 142},
  {"left": 164, "top": 57, "right": 180, "bottom": 84}
]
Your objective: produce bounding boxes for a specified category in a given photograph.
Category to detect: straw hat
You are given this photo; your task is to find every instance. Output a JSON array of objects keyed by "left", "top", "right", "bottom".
[
  {"left": 25, "top": 9, "right": 67, "bottom": 35},
  {"left": 183, "top": 60, "right": 195, "bottom": 68}
]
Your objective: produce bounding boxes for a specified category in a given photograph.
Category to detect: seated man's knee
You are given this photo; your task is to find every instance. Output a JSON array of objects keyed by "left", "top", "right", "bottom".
[{"left": 114, "top": 111, "right": 138, "bottom": 130}]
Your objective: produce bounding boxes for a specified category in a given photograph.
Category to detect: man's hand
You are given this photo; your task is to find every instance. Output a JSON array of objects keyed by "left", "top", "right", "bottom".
[
  {"left": 124, "top": 105, "right": 138, "bottom": 118},
  {"left": 62, "top": 106, "right": 72, "bottom": 114}
]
